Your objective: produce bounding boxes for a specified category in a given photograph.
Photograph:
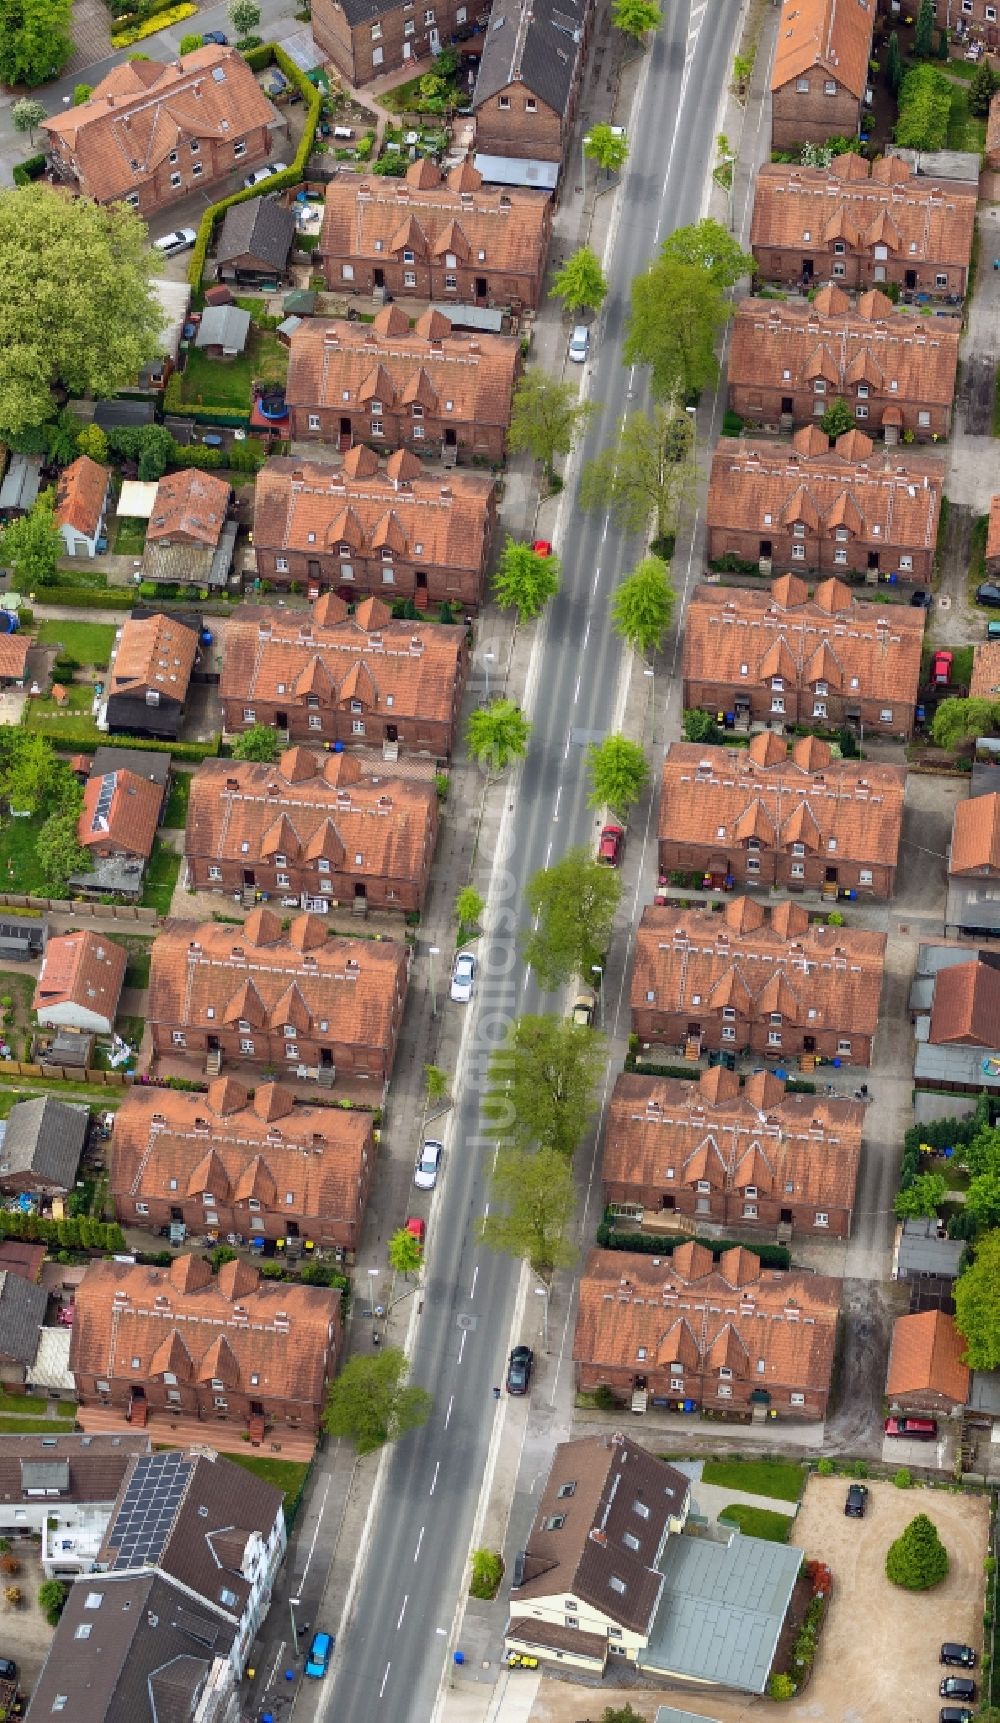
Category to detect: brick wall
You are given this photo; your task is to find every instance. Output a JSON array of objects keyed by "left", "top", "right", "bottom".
[
  {"left": 657, "top": 836, "right": 895, "bottom": 897},
  {"left": 682, "top": 677, "right": 917, "bottom": 737},
  {"left": 113, "top": 1188, "right": 368, "bottom": 1253},
  {"left": 771, "top": 77, "right": 862, "bottom": 151},
  {"left": 729, "top": 381, "right": 952, "bottom": 440},
  {"left": 288, "top": 403, "right": 508, "bottom": 463},
  {"left": 629, "top": 1005, "right": 874, "bottom": 1067},
  {"left": 753, "top": 243, "right": 969, "bottom": 297},
  {"left": 574, "top": 1360, "right": 829, "bottom": 1419},
  {"left": 253, "top": 544, "right": 488, "bottom": 609},
  {"left": 706, "top": 525, "right": 933, "bottom": 583},
  {"left": 473, "top": 83, "right": 565, "bottom": 161},
  {"left": 312, "top": 0, "right": 468, "bottom": 84},
  {"left": 222, "top": 694, "right": 461, "bottom": 759},
  {"left": 603, "top": 1177, "right": 853, "bottom": 1239},
  {"left": 185, "top": 848, "right": 434, "bottom": 913}
]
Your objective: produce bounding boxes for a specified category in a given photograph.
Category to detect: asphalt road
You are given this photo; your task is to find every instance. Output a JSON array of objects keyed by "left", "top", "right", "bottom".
[{"left": 321, "top": 3, "right": 742, "bottom": 1718}]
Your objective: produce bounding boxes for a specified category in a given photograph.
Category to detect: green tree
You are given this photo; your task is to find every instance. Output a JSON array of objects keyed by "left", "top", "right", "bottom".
[
  {"left": 624, "top": 258, "right": 729, "bottom": 401},
  {"left": 11, "top": 99, "right": 46, "bottom": 144},
  {"left": 179, "top": 32, "right": 204, "bottom": 53},
  {"left": 0, "top": 490, "right": 60, "bottom": 588},
  {"left": 44, "top": 408, "right": 82, "bottom": 467},
  {"left": 585, "top": 124, "right": 629, "bottom": 174},
  {"left": 586, "top": 734, "right": 649, "bottom": 817},
  {"left": 581, "top": 404, "right": 694, "bottom": 544},
  {"left": 232, "top": 723, "right": 280, "bottom": 762},
  {"left": 524, "top": 848, "right": 621, "bottom": 990},
  {"left": 893, "top": 1172, "right": 946, "bottom": 1220},
  {"left": 73, "top": 83, "right": 93, "bottom": 105},
  {"left": 0, "top": 0, "right": 72, "bottom": 86},
  {"left": 493, "top": 536, "right": 560, "bottom": 623},
  {"left": 955, "top": 1228, "right": 1000, "bottom": 1365},
  {"left": 886, "top": 31, "right": 903, "bottom": 96},
  {"left": 914, "top": 0, "right": 936, "bottom": 57},
  {"left": 551, "top": 245, "right": 608, "bottom": 314},
  {"left": 0, "top": 186, "right": 162, "bottom": 438},
  {"left": 75, "top": 423, "right": 108, "bottom": 463},
  {"left": 969, "top": 58, "right": 1000, "bottom": 114},
  {"left": 135, "top": 424, "right": 175, "bottom": 482},
  {"left": 229, "top": 0, "right": 262, "bottom": 41},
  {"left": 37, "top": 1578, "right": 69, "bottom": 1626},
  {"left": 819, "top": 397, "right": 854, "bottom": 440},
  {"left": 611, "top": 554, "right": 675, "bottom": 656},
  {"left": 424, "top": 1063, "right": 449, "bottom": 1103},
  {"left": 36, "top": 811, "right": 90, "bottom": 893},
  {"left": 508, "top": 369, "right": 594, "bottom": 484},
  {"left": 455, "top": 885, "right": 485, "bottom": 928},
  {"left": 659, "top": 219, "right": 753, "bottom": 290},
  {"left": 932, "top": 696, "right": 1000, "bottom": 750},
  {"left": 323, "top": 1347, "right": 432, "bottom": 1454},
  {"left": 482, "top": 1013, "right": 605, "bottom": 1157},
  {"left": 885, "top": 1513, "right": 949, "bottom": 1590},
  {"left": 480, "top": 1146, "right": 576, "bottom": 1278},
  {"left": 0, "top": 732, "right": 60, "bottom": 814},
  {"left": 683, "top": 707, "right": 721, "bottom": 743},
  {"left": 963, "top": 1169, "right": 1000, "bottom": 1234},
  {"left": 388, "top": 1226, "right": 423, "bottom": 1277},
  {"left": 895, "top": 63, "right": 952, "bottom": 151},
  {"left": 610, "top": 0, "right": 661, "bottom": 37},
  {"left": 466, "top": 699, "right": 531, "bottom": 773},
  {"left": 470, "top": 1548, "right": 504, "bottom": 1599}
]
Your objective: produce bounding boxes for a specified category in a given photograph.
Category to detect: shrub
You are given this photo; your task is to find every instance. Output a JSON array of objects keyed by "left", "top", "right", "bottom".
[
  {"left": 886, "top": 1513, "right": 949, "bottom": 1590},
  {"left": 853, "top": 1460, "right": 868, "bottom": 1478},
  {"left": 894, "top": 1467, "right": 913, "bottom": 1488},
  {"left": 111, "top": 1, "right": 196, "bottom": 45},
  {"left": 73, "top": 84, "right": 94, "bottom": 105},
  {"left": 12, "top": 155, "right": 46, "bottom": 188},
  {"left": 469, "top": 1548, "right": 503, "bottom": 1600},
  {"left": 38, "top": 1579, "right": 69, "bottom": 1626},
  {"left": 171, "top": 443, "right": 223, "bottom": 469},
  {"left": 0, "top": 1558, "right": 19, "bottom": 1577},
  {"left": 895, "top": 63, "right": 952, "bottom": 151},
  {"left": 228, "top": 439, "right": 266, "bottom": 472},
  {"left": 178, "top": 31, "right": 203, "bottom": 51},
  {"left": 816, "top": 1457, "right": 835, "bottom": 1476},
  {"left": 768, "top": 1673, "right": 796, "bottom": 1700}
]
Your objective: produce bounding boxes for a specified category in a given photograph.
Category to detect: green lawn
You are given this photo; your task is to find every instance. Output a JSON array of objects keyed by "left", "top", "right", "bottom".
[
  {"left": 223, "top": 1452, "right": 310, "bottom": 1514},
  {"left": 380, "top": 73, "right": 458, "bottom": 113},
  {"left": 0, "top": 1083, "right": 122, "bottom": 1116},
  {"left": 123, "top": 950, "right": 151, "bottom": 990},
  {"left": 36, "top": 621, "right": 117, "bottom": 667},
  {"left": 945, "top": 81, "right": 986, "bottom": 151},
  {"left": 0, "top": 1391, "right": 71, "bottom": 1414},
  {"left": 0, "top": 1415, "right": 77, "bottom": 1433},
  {"left": 718, "top": 1503, "right": 793, "bottom": 1543},
  {"left": 969, "top": 513, "right": 990, "bottom": 600},
  {"left": 700, "top": 1457, "right": 805, "bottom": 1501},
  {"left": 162, "top": 772, "right": 191, "bottom": 829},
  {"left": 176, "top": 328, "right": 288, "bottom": 411},
  {"left": 141, "top": 837, "right": 181, "bottom": 915},
  {"left": 24, "top": 683, "right": 100, "bottom": 744},
  {"left": 112, "top": 517, "right": 147, "bottom": 557}
]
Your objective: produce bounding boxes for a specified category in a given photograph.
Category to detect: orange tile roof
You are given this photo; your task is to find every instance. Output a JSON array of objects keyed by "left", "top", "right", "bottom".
[
  {"left": 886, "top": 1309, "right": 969, "bottom": 1404},
  {"left": 970, "top": 641, "right": 1000, "bottom": 700},
  {"left": 929, "top": 959, "right": 1000, "bottom": 1047},
  {"left": 989, "top": 90, "right": 1000, "bottom": 164},
  {"left": 54, "top": 456, "right": 109, "bottom": 538},
  {"left": 109, "top": 613, "right": 198, "bottom": 702},
  {"left": 730, "top": 291, "right": 960, "bottom": 411},
  {"left": 708, "top": 436, "right": 944, "bottom": 555},
  {"left": 319, "top": 159, "right": 549, "bottom": 281},
  {"left": 186, "top": 749, "right": 436, "bottom": 889},
  {"left": 221, "top": 594, "right": 464, "bottom": 727},
  {"left": 750, "top": 156, "right": 977, "bottom": 270},
  {"left": 147, "top": 913, "right": 409, "bottom": 1055},
  {"left": 604, "top": 1069, "right": 863, "bottom": 1212},
  {"left": 0, "top": 636, "right": 30, "bottom": 681},
  {"left": 253, "top": 453, "right": 495, "bottom": 578},
  {"left": 987, "top": 495, "right": 1000, "bottom": 566},
  {"left": 683, "top": 574, "right": 925, "bottom": 707},
  {"left": 660, "top": 736, "right": 905, "bottom": 871},
  {"left": 41, "top": 46, "right": 277, "bottom": 205},
  {"left": 110, "top": 1079, "right": 373, "bottom": 1228},
  {"left": 147, "top": 469, "right": 231, "bottom": 547},
  {"left": 771, "top": 0, "right": 876, "bottom": 99},
  {"left": 574, "top": 1246, "right": 840, "bottom": 1390},
  {"left": 950, "top": 793, "right": 1000, "bottom": 877},
  {"left": 78, "top": 767, "right": 163, "bottom": 859},
  {"left": 286, "top": 309, "right": 519, "bottom": 431},
  {"left": 69, "top": 1253, "right": 339, "bottom": 1413},
  {"left": 33, "top": 932, "right": 127, "bottom": 1022},
  {"left": 630, "top": 899, "right": 886, "bottom": 1037}
]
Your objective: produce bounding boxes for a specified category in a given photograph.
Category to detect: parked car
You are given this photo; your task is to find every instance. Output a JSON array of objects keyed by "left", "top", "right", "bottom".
[
  {"left": 939, "top": 1677, "right": 977, "bottom": 1702},
  {"left": 884, "top": 1415, "right": 938, "bottom": 1439},
  {"left": 910, "top": 588, "right": 933, "bottom": 608},
  {"left": 405, "top": 1215, "right": 426, "bottom": 1248},
  {"left": 977, "top": 582, "right": 1000, "bottom": 609},
  {"left": 201, "top": 28, "right": 228, "bottom": 42},
  {"left": 568, "top": 324, "right": 590, "bottom": 363},
  {"left": 450, "top": 950, "right": 476, "bottom": 1003},
  {"left": 414, "top": 1139, "right": 442, "bottom": 1191},
  {"left": 987, "top": 619, "right": 1000, "bottom": 639},
  {"left": 844, "top": 1483, "right": 868, "bottom": 1518},
  {"left": 940, "top": 1646, "right": 977, "bottom": 1668},
  {"left": 598, "top": 823, "right": 625, "bottom": 867},
  {"left": 939, "top": 1710, "right": 974, "bottom": 1723},
  {"left": 532, "top": 538, "right": 552, "bottom": 557},
  {"left": 243, "top": 161, "right": 289, "bottom": 188},
  {"left": 572, "top": 987, "right": 596, "bottom": 1027},
  {"left": 305, "top": 1631, "right": 333, "bottom": 1678},
  {"left": 931, "top": 649, "right": 953, "bottom": 686},
  {"left": 506, "top": 1345, "right": 534, "bottom": 1395},
  {"left": 0, "top": 1659, "right": 17, "bottom": 1681},
  {"left": 153, "top": 227, "right": 197, "bottom": 257}
]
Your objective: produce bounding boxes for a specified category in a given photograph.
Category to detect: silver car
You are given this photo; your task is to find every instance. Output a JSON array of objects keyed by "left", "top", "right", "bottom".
[
  {"left": 568, "top": 324, "right": 590, "bottom": 363},
  {"left": 450, "top": 950, "right": 476, "bottom": 1003},
  {"left": 153, "top": 227, "right": 197, "bottom": 257},
  {"left": 243, "top": 161, "right": 289, "bottom": 188},
  {"left": 414, "top": 1139, "right": 442, "bottom": 1191}
]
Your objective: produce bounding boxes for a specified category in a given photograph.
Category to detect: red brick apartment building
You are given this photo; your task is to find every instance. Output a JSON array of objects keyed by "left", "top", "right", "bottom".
[
  {"left": 471, "top": 0, "right": 591, "bottom": 167},
  {"left": 769, "top": 0, "right": 876, "bottom": 151},
  {"left": 312, "top": 0, "right": 473, "bottom": 86}
]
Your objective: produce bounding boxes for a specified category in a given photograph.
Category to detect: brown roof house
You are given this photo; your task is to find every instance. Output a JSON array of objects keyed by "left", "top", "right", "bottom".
[
  {"left": 658, "top": 732, "right": 906, "bottom": 898},
  {"left": 728, "top": 286, "right": 961, "bottom": 441},
  {"left": 141, "top": 468, "right": 235, "bottom": 589},
  {"left": 220, "top": 592, "right": 468, "bottom": 759},
  {"left": 682, "top": 573, "right": 926, "bottom": 738},
  {"left": 319, "top": 157, "right": 552, "bottom": 310},
  {"left": 770, "top": 0, "right": 876, "bottom": 151},
  {"left": 631, "top": 896, "right": 887, "bottom": 1067},
  {"left": 147, "top": 908, "right": 410, "bottom": 1086},
  {"left": 886, "top": 1308, "right": 970, "bottom": 1417},
  {"left": 0, "top": 1272, "right": 52, "bottom": 1388},
  {"left": 311, "top": 0, "right": 470, "bottom": 88},
  {"left": 938, "top": 0, "right": 1000, "bottom": 44},
  {"left": 111, "top": 1076, "right": 375, "bottom": 1253},
  {"left": 54, "top": 455, "right": 111, "bottom": 559},
  {"left": 910, "top": 943, "right": 1000, "bottom": 1094},
  {"left": 251, "top": 448, "right": 497, "bottom": 610},
  {"left": 471, "top": 0, "right": 590, "bottom": 180},
  {"left": 186, "top": 746, "right": 438, "bottom": 913},
  {"left": 946, "top": 771, "right": 1000, "bottom": 938},
  {"left": 215, "top": 193, "right": 296, "bottom": 288},
  {"left": 707, "top": 429, "right": 944, "bottom": 585},
  {"left": 603, "top": 1067, "right": 864, "bottom": 1241},
  {"left": 34, "top": 931, "right": 127, "bottom": 1038},
  {"left": 574, "top": 1244, "right": 841, "bottom": 1419},
  {"left": 970, "top": 640, "right": 1000, "bottom": 701},
  {"left": 285, "top": 303, "right": 520, "bottom": 464},
  {"left": 69, "top": 1252, "right": 342, "bottom": 1438},
  {"left": 103, "top": 610, "right": 200, "bottom": 741},
  {"left": 750, "top": 154, "right": 978, "bottom": 297},
  {"left": 75, "top": 761, "right": 165, "bottom": 899},
  {"left": 988, "top": 88, "right": 1000, "bottom": 171},
  {"left": 42, "top": 47, "right": 280, "bottom": 218},
  {"left": 985, "top": 494, "right": 1000, "bottom": 579}
]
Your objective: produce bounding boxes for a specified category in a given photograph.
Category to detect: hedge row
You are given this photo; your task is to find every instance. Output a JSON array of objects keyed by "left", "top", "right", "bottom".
[
  {"left": 161, "top": 374, "right": 250, "bottom": 424},
  {"left": 187, "top": 45, "right": 323, "bottom": 292},
  {"left": 0, "top": 1209, "right": 125, "bottom": 1251},
  {"left": 30, "top": 725, "right": 221, "bottom": 762},
  {"left": 13, "top": 155, "right": 46, "bottom": 188},
  {"left": 111, "top": 0, "right": 196, "bottom": 45},
  {"left": 596, "top": 1221, "right": 791, "bottom": 1270}
]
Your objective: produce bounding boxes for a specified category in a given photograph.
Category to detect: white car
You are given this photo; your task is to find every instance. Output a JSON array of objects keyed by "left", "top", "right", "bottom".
[
  {"left": 153, "top": 227, "right": 197, "bottom": 257},
  {"left": 243, "top": 161, "right": 289, "bottom": 188},
  {"left": 568, "top": 324, "right": 590, "bottom": 363},
  {"left": 450, "top": 950, "right": 476, "bottom": 1003},
  {"left": 414, "top": 1139, "right": 442, "bottom": 1191}
]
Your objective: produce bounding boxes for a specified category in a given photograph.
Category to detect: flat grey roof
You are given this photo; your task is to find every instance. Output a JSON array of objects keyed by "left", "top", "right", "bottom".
[
  {"left": 640, "top": 1530, "right": 801, "bottom": 1695},
  {"left": 896, "top": 1218, "right": 965, "bottom": 1278},
  {"left": 429, "top": 302, "right": 504, "bottom": 332},
  {"left": 914, "top": 1039, "right": 1000, "bottom": 1089},
  {"left": 946, "top": 880, "right": 1000, "bottom": 935},
  {"left": 474, "top": 152, "right": 559, "bottom": 189},
  {"left": 969, "top": 1371, "right": 1000, "bottom": 1416},
  {"left": 655, "top": 1710, "right": 726, "bottom": 1723},
  {"left": 0, "top": 455, "right": 41, "bottom": 513}
]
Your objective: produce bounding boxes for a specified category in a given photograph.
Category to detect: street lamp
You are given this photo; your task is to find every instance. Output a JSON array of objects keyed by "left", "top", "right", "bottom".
[
  {"left": 534, "top": 1284, "right": 549, "bottom": 1349},
  {"left": 591, "top": 964, "right": 604, "bottom": 1030},
  {"left": 482, "top": 650, "right": 496, "bottom": 703},
  {"left": 366, "top": 1267, "right": 379, "bottom": 1318},
  {"left": 290, "top": 1596, "right": 301, "bottom": 1654},
  {"left": 428, "top": 945, "right": 441, "bottom": 1018}
]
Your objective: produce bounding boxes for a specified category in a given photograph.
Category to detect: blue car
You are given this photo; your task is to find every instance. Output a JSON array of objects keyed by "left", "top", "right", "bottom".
[
  {"left": 202, "top": 29, "right": 229, "bottom": 44},
  {"left": 305, "top": 1631, "right": 333, "bottom": 1678}
]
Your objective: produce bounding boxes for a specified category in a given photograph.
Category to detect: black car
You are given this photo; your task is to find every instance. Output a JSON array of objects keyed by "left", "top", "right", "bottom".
[
  {"left": 0, "top": 1659, "right": 15, "bottom": 1681},
  {"left": 977, "top": 582, "right": 1000, "bottom": 609},
  {"left": 506, "top": 1345, "right": 534, "bottom": 1396},
  {"left": 910, "top": 588, "right": 933, "bottom": 608},
  {"left": 844, "top": 1483, "right": 868, "bottom": 1518},
  {"left": 939, "top": 1676, "right": 977, "bottom": 1702},
  {"left": 939, "top": 1710, "right": 974, "bottom": 1723},
  {"left": 202, "top": 29, "right": 228, "bottom": 43},
  {"left": 941, "top": 1645, "right": 977, "bottom": 1668}
]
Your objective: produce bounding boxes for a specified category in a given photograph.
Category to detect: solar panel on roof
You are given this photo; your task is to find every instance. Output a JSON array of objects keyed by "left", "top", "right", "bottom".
[
  {"left": 91, "top": 773, "right": 117, "bottom": 834},
  {"left": 108, "top": 1450, "right": 193, "bottom": 1570}
]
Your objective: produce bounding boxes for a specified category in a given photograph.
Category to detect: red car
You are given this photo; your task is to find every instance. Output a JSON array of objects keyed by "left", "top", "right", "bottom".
[
  {"left": 884, "top": 1416, "right": 938, "bottom": 1440},
  {"left": 532, "top": 539, "right": 552, "bottom": 558},
  {"left": 405, "top": 1216, "right": 426, "bottom": 1248},
  {"left": 931, "top": 649, "right": 953, "bottom": 687},
  {"left": 598, "top": 823, "right": 625, "bottom": 866}
]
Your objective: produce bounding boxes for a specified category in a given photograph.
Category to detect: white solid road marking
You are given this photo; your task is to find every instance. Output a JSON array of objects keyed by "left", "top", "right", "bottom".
[
  {"left": 430, "top": 1460, "right": 441, "bottom": 1493},
  {"left": 380, "top": 1662, "right": 391, "bottom": 1696},
  {"left": 573, "top": 675, "right": 581, "bottom": 701},
  {"left": 414, "top": 1526, "right": 425, "bottom": 1562},
  {"left": 582, "top": 618, "right": 591, "bottom": 650},
  {"left": 457, "top": 1329, "right": 467, "bottom": 1364},
  {"left": 545, "top": 839, "right": 553, "bottom": 864},
  {"left": 296, "top": 1471, "right": 332, "bottom": 1594},
  {"left": 471, "top": 1264, "right": 479, "bottom": 1298},
  {"left": 396, "top": 1595, "right": 408, "bottom": 1631},
  {"left": 553, "top": 785, "right": 562, "bottom": 820}
]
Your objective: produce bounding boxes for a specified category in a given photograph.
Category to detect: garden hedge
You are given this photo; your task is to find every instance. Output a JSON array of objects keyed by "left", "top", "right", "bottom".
[
  {"left": 111, "top": 0, "right": 196, "bottom": 45},
  {"left": 187, "top": 45, "right": 324, "bottom": 292},
  {"left": 26, "top": 725, "right": 221, "bottom": 762},
  {"left": 13, "top": 155, "right": 46, "bottom": 187},
  {"left": 595, "top": 1219, "right": 791, "bottom": 1269}
]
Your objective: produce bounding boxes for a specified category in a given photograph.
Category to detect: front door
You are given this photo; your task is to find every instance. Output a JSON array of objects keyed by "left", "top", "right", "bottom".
[
  {"left": 373, "top": 267, "right": 385, "bottom": 290},
  {"left": 444, "top": 427, "right": 457, "bottom": 446},
  {"left": 276, "top": 710, "right": 288, "bottom": 730},
  {"left": 905, "top": 268, "right": 917, "bottom": 290},
  {"left": 403, "top": 38, "right": 412, "bottom": 57},
  {"left": 660, "top": 1194, "right": 676, "bottom": 1211},
  {"left": 475, "top": 276, "right": 488, "bottom": 299},
  {"left": 430, "top": 25, "right": 440, "bottom": 48},
  {"left": 340, "top": 416, "right": 351, "bottom": 444},
  {"left": 354, "top": 882, "right": 367, "bottom": 899},
  {"left": 804, "top": 1034, "right": 816, "bottom": 1053},
  {"left": 386, "top": 723, "right": 398, "bottom": 742},
  {"left": 780, "top": 1207, "right": 793, "bottom": 1224},
  {"left": 207, "top": 1035, "right": 220, "bottom": 1052},
  {"left": 759, "top": 539, "right": 772, "bottom": 558},
  {"left": 320, "top": 1048, "right": 333, "bottom": 1069},
  {"left": 781, "top": 397, "right": 793, "bottom": 415},
  {"left": 868, "top": 551, "right": 879, "bottom": 571},
  {"left": 308, "top": 559, "right": 320, "bottom": 583},
  {"left": 801, "top": 258, "right": 814, "bottom": 282},
  {"left": 825, "top": 865, "right": 838, "bottom": 884}
]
